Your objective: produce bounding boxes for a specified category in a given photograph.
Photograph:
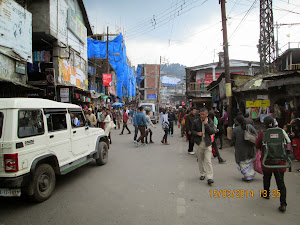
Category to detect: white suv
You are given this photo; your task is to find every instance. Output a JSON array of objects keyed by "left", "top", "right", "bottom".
[{"left": 0, "top": 98, "right": 109, "bottom": 202}]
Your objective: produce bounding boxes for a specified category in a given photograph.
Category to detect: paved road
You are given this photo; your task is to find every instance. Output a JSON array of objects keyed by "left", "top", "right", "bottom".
[{"left": 1, "top": 124, "right": 300, "bottom": 225}]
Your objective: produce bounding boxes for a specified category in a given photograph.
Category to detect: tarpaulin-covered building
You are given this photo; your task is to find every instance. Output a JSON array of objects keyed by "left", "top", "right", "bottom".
[{"left": 87, "top": 34, "right": 136, "bottom": 99}]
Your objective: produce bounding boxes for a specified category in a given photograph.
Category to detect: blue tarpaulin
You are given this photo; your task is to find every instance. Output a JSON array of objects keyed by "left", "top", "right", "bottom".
[{"left": 87, "top": 34, "right": 136, "bottom": 98}]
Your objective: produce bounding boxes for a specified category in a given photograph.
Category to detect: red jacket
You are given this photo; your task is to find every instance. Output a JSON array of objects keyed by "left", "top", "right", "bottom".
[
  {"left": 255, "top": 131, "right": 286, "bottom": 173},
  {"left": 123, "top": 112, "right": 129, "bottom": 123}
]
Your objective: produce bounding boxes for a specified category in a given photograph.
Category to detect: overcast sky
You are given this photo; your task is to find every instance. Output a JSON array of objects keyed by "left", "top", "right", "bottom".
[{"left": 84, "top": 0, "right": 300, "bottom": 67}]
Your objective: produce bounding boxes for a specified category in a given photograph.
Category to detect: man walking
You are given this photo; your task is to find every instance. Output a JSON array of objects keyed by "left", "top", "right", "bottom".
[
  {"left": 168, "top": 108, "right": 176, "bottom": 136},
  {"left": 134, "top": 106, "right": 148, "bottom": 147},
  {"left": 192, "top": 108, "right": 215, "bottom": 185},
  {"left": 133, "top": 109, "right": 139, "bottom": 142},
  {"left": 185, "top": 107, "right": 197, "bottom": 155},
  {"left": 119, "top": 109, "right": 131, "bottom": 135}
]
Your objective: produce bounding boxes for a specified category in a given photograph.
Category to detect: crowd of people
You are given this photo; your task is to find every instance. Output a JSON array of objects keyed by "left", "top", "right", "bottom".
[{"left": 83, "top": 104, "right": 300, "bottom": 213}]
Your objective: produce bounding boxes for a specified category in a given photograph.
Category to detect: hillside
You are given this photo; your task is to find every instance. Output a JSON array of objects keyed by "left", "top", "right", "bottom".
[{"left": 161, "top": 63, "right": 186, "bottom": 79}]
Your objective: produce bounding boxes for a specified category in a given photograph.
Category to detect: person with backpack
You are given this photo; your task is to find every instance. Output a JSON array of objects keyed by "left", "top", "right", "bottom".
[
  {"left": 161, "top": 109, "right": 170, "bottom": 145},
  {"left": 255, "top": 116, "right": 288, "bottom": 212},
  {"left": 232, "top": 115, "right": 257, "bottom": 182}
]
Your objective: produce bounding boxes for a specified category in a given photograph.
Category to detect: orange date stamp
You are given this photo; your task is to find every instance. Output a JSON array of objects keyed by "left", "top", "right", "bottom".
[
  {"left": 209, "top": 189, "right": 254, "bottom": 198},
  {"left": 209, "top": 189, "right": 281, "bottom": 198}
]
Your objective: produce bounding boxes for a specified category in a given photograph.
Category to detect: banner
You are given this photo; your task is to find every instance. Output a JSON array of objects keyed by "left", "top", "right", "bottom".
[{"left": 103, "top": 73, "right": 112, "bottom": 86}]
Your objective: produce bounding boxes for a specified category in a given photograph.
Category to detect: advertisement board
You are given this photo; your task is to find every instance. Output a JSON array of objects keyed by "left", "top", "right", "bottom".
[
  {"left": 103, "top": 73, "right": 112, "bottom": 86},
  {"left": 67, "top": 8, "right": 87, "bottom": 43},
  {"left": 147, "top": 94, "right": 157, "bottom": 99},
  {"left": 0, "top": 0, "right": 32, "bottom": 62}
]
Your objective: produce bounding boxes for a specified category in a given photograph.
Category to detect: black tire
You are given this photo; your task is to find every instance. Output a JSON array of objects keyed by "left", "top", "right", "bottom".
[
  {"left": 96, "top": 141, "right": 108, "bottom": 166},
  {"left": 29, "top": 164, "right": 56, "bottom": 202}
]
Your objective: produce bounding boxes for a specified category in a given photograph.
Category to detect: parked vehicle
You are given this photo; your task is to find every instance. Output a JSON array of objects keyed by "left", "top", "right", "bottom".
[
  {"left": 139, "top": 103, "right": 159, "bottom": 124},
  {"left": 0, "top": 98, "right": 109, "bottom": 202}
]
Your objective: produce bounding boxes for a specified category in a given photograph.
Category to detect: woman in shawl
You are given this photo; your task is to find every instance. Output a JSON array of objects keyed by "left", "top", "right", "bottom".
[
  {"left": 104, "top": 110, "right": 114, "bottom": 144},
  {"left": 232, "top": 115, "right": 258, "bottom": 182}
]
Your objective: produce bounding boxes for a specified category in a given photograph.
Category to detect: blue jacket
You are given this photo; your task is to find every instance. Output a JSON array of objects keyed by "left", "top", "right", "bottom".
[{"left": 134, "top": 112, "right": 147, "bottom": 128}]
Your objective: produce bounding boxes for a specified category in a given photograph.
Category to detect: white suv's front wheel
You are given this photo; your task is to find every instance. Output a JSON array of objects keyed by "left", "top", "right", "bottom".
[
  {"left": 96, "top": 142, "right": 108, "bottom": 166},
  {"left": 29, "top": 164, "right": 56, "bottom": 202}
]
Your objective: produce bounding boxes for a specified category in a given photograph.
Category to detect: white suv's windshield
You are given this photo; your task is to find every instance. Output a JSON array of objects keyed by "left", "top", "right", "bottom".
[{"left": 0, "top": 112, "right": 3, "bottom": 138}]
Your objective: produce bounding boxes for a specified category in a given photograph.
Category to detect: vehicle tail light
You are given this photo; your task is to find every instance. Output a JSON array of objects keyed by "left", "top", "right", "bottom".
[
  {"left": 4, "top": 153, "right": 19, "bottom": 172},
  {"left": 153, "top": 112, "right": 155, "bottom": 116}
]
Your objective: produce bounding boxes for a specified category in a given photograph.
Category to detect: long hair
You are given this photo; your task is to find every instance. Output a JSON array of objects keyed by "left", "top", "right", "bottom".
[{"left": 235, "top": 115, "right": 246, "bottom": 130}]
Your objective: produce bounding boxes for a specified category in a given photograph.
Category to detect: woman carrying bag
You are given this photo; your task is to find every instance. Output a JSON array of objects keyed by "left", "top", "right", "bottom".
[
  {"left": 104, "top": 110, "right": 115, "bottom": 144},
  {"left": 232, "top": 115, "right": 258, "bottom": 182},
  {"left": 161, "top": 109, "right": 170, "bottom": 145}
]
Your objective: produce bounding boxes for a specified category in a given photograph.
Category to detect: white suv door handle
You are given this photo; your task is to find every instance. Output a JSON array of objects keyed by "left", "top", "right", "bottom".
[{"left": 50, "top": 135, "right": 54, "bottom": 138}]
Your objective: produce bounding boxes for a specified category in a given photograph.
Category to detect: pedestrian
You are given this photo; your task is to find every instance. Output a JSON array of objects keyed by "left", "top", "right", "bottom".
[
  {"left": 145, "top": 110, "right": 156, "bottom": 144},
  {"left": 244, "top": 112, "right": 254, "bottom": 125},
  {"left": 86, "top": 108, "right": 97, "bottom": 127},
  {"left": 119, "top": 109, "right": 131, "bottom": 135},
  {"left": 183, "top": 110, "right": 189, "bottom": 142},
  {"left": 133, "top": 109, "right": 138, "bottom": 142},
  {"left": 192, "top": 108, "right": 215, "bottom": 185},
  {"left": 168, "top": 108, "right": 176, "bottom": 136},
  {"left": 209, "top": 111, "right": 226, "bottom": 164},
  {"left": 103, "top": 110, "right": 114, "bottom": 144},
  {"left": 179, "top": 107, "right": 187, "bottom": 137},
  {"left": 290, "top": 109, "right": 300, "bottom": 161},
  {"left": 256, "top": 116, "right": 288, "bottom": 212},
  {"left": 185, "top": 107, "right": 196, "bottom": 155},
  {"left": 134, "top": 106, "right": 147, "bottom": 147},
  {"left": 222, "top": 108, "right": 229, "bottom": 138},
  {"left": 116, "top": 109, "right": 122, "bottom": 129},
  {"left": 231, "top": 115, "right": 257, "bottom": 182},
  {"left": 161, "top": 109, "right": 170, "bottom": 145},
  {"left": 112, "top": 109, "right": 117, "bottom": 130},
  {"left": 215, "top": 111, "right": 224, "bottom": 149}
]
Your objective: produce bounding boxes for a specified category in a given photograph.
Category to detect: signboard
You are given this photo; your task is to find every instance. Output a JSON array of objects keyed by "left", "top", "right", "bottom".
[
  {"left": 257, "top": 95, "right": 268, "bottom": 100},
  {"left": 0, "top": 0, "right": 32, "bottom": 62},
  {"left": 60, "top": 88, "right": 69, "bottom": 102},
  {"left": 103, "top": 73, "right": 112, "bottom": 86},
  {"left": 58, "top": 58, "right": 87, "bottom": 90},
  {"left": 67, "top": 8, "right": 87, "bottom": 43},
  {"left": 246, "top": 100, "right": 270, "bottom": 108},
  {"left": 15, "top": 61, "right": 26, "bottom": 75},
  {"left": 147, "top": 94, "right": 157, "bottom": 99}
]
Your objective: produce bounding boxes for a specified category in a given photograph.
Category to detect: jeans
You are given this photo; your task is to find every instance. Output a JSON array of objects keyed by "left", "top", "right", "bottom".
[
  {"left": 187, "top": 133, "right": 194, "bottom": 152},
  {"left": 263, "top": 170, "right": 287, "bottom": 206},
  {"left": 212, "top": 138, "right": 223, "bottom": 161},
  {"left": 215, "top": 132, "right": 223, "bottom": 148},
  {"left": 134, "top": 126, "right": 138, "bottom": 141},
  {"left": 137, "top": 126, "right": 146, "bottom": 143},
  {"left": 121, "top": 122, "right": 131, "bottom": 134},
  {"left": 145, "top": 128, "right": 153, "bottom": 143},
  {"left": 162, "top": 129, "right": 168, "bottom": 143},
  {"left": 169, "top": 121, "right": 174, "bottom": 134}
]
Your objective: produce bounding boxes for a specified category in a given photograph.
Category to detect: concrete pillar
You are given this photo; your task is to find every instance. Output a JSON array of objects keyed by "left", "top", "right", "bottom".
[
  {"left": 286, "top": 55, "right": 289, "bottom": 70},
  {"left": 212, "top": 67, "right": 216, "bottom": 81}
]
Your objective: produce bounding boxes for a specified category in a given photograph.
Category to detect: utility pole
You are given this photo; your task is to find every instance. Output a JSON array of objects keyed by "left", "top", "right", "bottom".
[
  {"left": 158, "top": 56, "right": 161, "bottom": 111},
  {"left": 220, "top": 0, "right": 233, "bottom": 129},
  {"left": 106, "top": 26, "right": 109, "bottom": 74}
]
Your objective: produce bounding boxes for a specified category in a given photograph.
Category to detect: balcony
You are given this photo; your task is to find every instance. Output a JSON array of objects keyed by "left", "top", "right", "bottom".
[
  {"left": 186, "top": 82, "right": 210, "bottom": 98},
  {"left": 189, "top": 82, "right": 205, "bottom": 92}
]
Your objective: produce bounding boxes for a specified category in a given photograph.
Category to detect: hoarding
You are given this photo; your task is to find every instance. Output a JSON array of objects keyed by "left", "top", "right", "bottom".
[
  {"left": 147, "top": 94, "right": 157, "bottom": 99},
  {"left": 103, "top": 73, "right": 112, "bottom": 86},
  {"left": 0, "top": 0, "right": 32, "bottom": 62}
]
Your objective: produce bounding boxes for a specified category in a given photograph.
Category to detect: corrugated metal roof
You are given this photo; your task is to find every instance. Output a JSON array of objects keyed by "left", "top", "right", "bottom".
[{"left": 233, "top": 75, "right": 268, "bottom": 92}]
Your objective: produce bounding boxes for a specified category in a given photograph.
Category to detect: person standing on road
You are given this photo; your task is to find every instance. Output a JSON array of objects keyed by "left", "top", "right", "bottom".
[
  {"left": 185, "top": 107, "right": 196, "bottom": 155},
  {"left": 168, "top": 108, "right": 176, "bottom": 136},
  {"left": 161, "top": 109, "right": 170, "bottom": 145},
  {"left": 256, "top": 116, "right": 288, "bottom": 212},
  {"left": 133, "top": 109, "right": 139, "bottom": 142},
  {"left": 116, "top": 109, "right": 122, "bottom": 130},
  {"left": 232, "top": 115, "right": 257, "bottom": 182},
  {"left": 103, "top": 110, "right": 114, "bottom": 144},
  {"left": 145, "top": 110, "right": 156, "bottom": 144},
  {"left": 86, "top": 108, "right": 97, "bottom": 127},
  {"left": 222, "top": 108, "right": 229, "bottom": 138},
  {"left": 192, "top": 108, "right": 215, "bottom": 185},
  {"left": 134, "top": 106, "right": 148, "bottom": 147},
  {"left": 209, "top": 111, "right": 226, "bottom": 164},
  {"left": 119, "top": 109, "right": 131, "bottom": 135},
  {"left": 179, "top": 107, "right": 187, "bottom": 137}
]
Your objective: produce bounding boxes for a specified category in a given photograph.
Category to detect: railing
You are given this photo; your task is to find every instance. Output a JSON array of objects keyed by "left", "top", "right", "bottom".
[{"left": 287, "top": 64, "right": 300, "bottom": 70}]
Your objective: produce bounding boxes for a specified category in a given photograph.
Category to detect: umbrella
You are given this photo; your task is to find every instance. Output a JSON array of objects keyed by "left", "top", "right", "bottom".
[{"left": 112, "top": 102, "right": 124, "bottom": 107}]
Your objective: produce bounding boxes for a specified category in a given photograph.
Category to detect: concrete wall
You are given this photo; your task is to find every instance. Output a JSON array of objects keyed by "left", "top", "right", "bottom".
[
  {"left": 0, "top": 53, "right": 27, "bottom": 85},
  {"left": 28, "top": 0, "right": 50, "bottom": 34}
]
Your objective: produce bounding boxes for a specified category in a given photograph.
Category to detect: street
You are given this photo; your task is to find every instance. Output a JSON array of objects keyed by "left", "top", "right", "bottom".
[{"left": 0, "top": 124, "right": 300, "bottom": 225}]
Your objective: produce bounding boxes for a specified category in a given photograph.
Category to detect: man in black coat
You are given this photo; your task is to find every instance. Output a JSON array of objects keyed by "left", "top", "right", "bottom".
[
  {"left": 185, "top": 107, "right": 197, "bottom": 155},
  {"left": 192, "top": 108, "right": 215, "bottom": 185}
]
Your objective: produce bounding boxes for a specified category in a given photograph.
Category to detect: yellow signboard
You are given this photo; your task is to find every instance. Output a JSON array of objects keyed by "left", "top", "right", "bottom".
[{"left": 246, "top": 100, "right": 270, "bottom": 108}]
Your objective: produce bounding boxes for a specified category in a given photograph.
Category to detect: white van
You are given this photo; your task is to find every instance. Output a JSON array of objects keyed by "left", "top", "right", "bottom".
[
  {"left": 0, "top": 98, "right": 109, "bottom": 202},
  {"left": 139, "top": 103, "right": 159, "bottom": 124}
]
